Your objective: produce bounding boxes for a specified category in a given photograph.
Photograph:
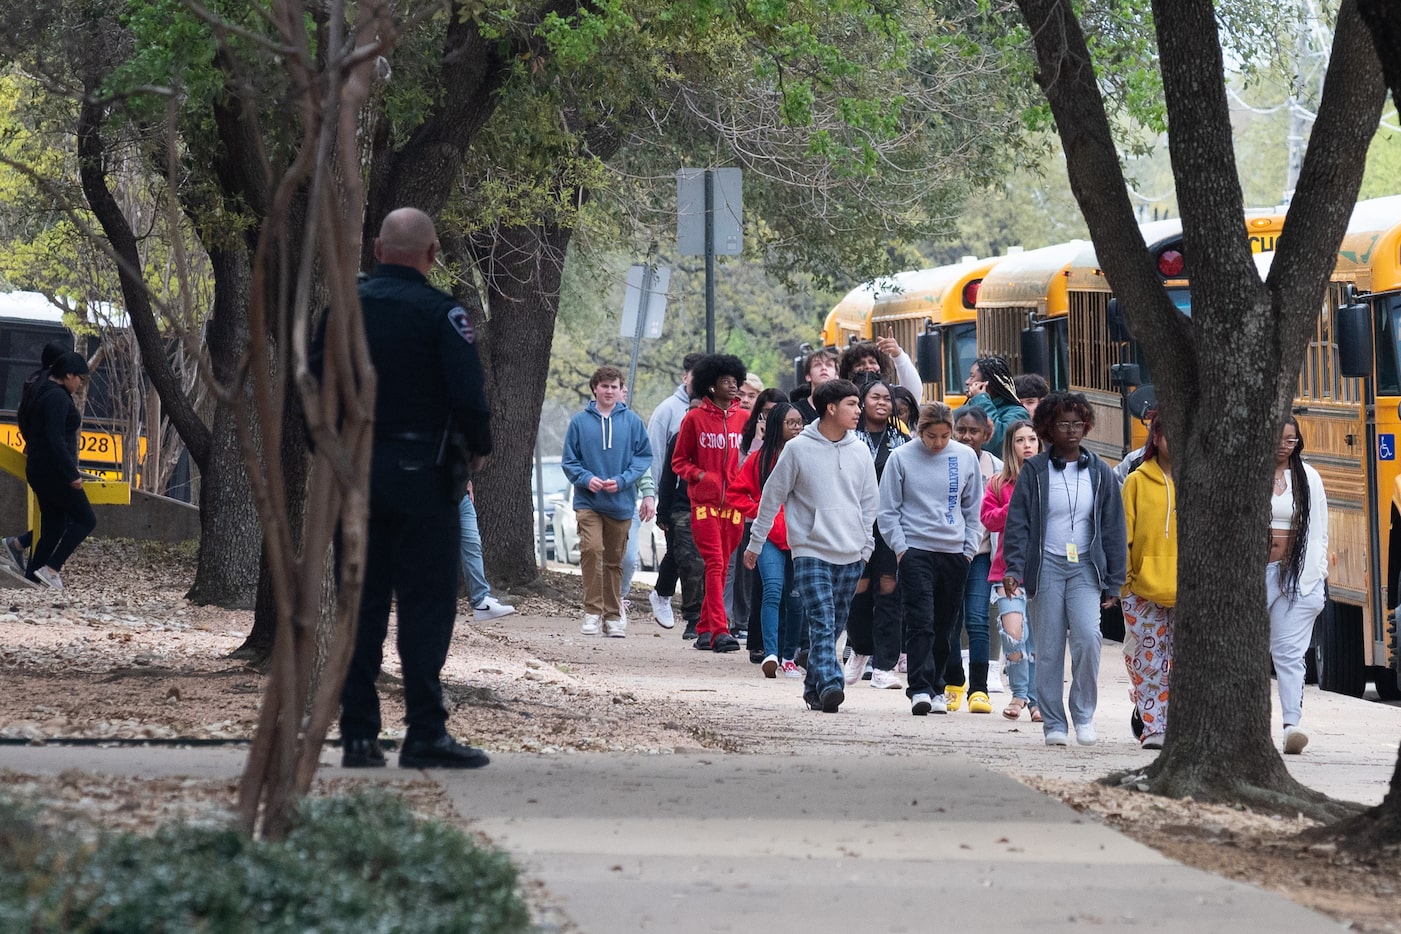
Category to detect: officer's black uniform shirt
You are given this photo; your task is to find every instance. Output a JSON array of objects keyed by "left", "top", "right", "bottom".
[{"left": 357, "top": 264, "right": 492, "bottom": 457}]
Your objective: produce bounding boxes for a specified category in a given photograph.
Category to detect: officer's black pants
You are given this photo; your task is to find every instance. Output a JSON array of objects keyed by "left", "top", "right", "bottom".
[{"left": 340, "top": 462, "right": 460, "bottom": 745}]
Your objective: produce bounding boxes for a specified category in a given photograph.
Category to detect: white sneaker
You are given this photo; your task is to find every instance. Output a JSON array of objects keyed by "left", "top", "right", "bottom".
[
  {"left": 843, "top": 652, "right": 870, "bottom": 686},
  {"left": 929, "top": 694, "right": 948, "bottom": 714},
  {"left": 1074, "top": 724, "right": 1098, "bottom": 746},
  {"left": 603, "top": 616, "right": 626, "bottom": 638},
  {"left": 761, "top": 655, "right": 778, "bottom": 678},
  {"left": 987, "top": 659, "right": 1005, "bottom": 693},
  {"left": 472, "top": 596, "right": 516, "bottom": 621},
  {"left": 781, "top": 659, "right": 802, "bottom": 679},
  {"left": 1045, "top": 731, "right": 1069, "bottom": 746},
  {"left": 911, "top": 693, "right": 933, "bottom": 716},
  {"left": 580, "top": 614, "right": 601, "bottom": 635},
  {"left": 33, "top": 566, "right": 62, "bottom": 590},
  {"left": 649, "top": 590, "right": 676, "bottom": 629},
  {"left": 870, "top": 669, "right": 902, "bottom": 690},
  {"left": 1283, "top": 725, "right": 1309, "bottom": 754}
]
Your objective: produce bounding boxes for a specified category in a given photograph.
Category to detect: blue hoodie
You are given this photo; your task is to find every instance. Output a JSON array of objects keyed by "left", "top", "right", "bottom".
[{"left": 562, "top": 401, "right": 653, "bottom": 521}]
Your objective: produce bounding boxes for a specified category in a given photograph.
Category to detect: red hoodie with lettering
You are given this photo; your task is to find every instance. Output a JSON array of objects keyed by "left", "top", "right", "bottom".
[{"left": 671, "top": 397, "right": 747, "bottom": 507}]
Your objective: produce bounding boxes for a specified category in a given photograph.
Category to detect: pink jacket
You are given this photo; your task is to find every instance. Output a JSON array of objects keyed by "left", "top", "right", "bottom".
[{"left": 981, "top": 476, "right": 1015, "bottom": 583}]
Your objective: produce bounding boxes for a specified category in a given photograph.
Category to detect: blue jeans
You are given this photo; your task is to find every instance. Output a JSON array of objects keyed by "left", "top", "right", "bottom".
[
  {"left": 757, "top": 541, "right": 803, "bottom": 660},
  {"left": 793, "top": 557, "right": 865, "bottom": 702},
  {"left": 995, "top": 589, "right": 1037, "bottom": 706},
  {"left": 946, "top": 552, "right": 992, "bottom": 689},
  {"left": 457, "top": 494, "right": 490, "bottom": 606},
  {"left": 621, "top": 513, "right": 641, "bottom": 598},
  {"left": 1028, "top": 552, "right": 1103, "bottom": 735}
]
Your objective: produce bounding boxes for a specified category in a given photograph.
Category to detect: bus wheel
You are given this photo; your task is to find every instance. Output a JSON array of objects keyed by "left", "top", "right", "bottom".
[
  {"left": 1368, "top": 665, "right": 1401, "bottom": 701},
  {"left": 1317, "top": 599, "right": 1366, "bottom": 698}
]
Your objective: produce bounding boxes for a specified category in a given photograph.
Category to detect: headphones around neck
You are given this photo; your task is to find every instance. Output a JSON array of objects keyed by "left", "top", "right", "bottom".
[{"left": 1050, "top": 450, "right": 1092, "bottom": 471}]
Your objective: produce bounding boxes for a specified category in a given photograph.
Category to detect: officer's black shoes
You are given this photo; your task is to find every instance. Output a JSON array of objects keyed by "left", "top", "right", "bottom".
[
  {"left": 711, "top": 633, "right": 741, "bottom": 653},
  {"left": 342, "top": 738, "right": 387, "bottom": 768},
  {"left": 399, "top": 734, "right": 490, "bottom": 770}
]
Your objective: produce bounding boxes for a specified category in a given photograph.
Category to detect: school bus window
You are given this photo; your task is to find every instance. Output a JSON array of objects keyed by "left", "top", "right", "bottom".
[
  {"left": 945, "top": 323, "right": 976, "bottom": 388},
  {"left": 1378, "top": 297, "right": 1401, "bottom": 397}
]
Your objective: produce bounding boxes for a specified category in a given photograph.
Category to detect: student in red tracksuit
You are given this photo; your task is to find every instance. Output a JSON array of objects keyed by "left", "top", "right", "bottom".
[{"left": 671, "top": 353, "right": 750, "bottom": 653}]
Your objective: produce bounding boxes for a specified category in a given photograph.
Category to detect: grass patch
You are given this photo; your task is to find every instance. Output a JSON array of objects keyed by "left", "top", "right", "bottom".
[{"left": 0, "top": 789, "right": 530, "bottom": 933}]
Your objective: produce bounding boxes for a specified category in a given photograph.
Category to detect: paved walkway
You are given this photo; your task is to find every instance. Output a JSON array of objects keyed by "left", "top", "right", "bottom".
[{"left": 1, "top": 744, "right": 1339, "bottom": 932}]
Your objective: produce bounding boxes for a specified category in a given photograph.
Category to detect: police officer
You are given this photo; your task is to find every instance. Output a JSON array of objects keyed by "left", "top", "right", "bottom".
[{"left": 338, "top": 207, "right": 493, "bottom": 769}]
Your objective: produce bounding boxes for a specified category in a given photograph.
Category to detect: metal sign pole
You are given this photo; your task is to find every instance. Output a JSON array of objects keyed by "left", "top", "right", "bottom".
[
  {"left": 626, "top": 263, "right": 654, "bottom": 394},
  {"left": 704, "top": 169, "right": 716, "bottom": 354}
]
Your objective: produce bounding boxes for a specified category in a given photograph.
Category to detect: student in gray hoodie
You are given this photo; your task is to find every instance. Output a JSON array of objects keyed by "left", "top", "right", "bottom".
[
  {"left": 878, "top": 402, "right": 984, "bottom": 716},
  {"left": 744, "top": 379, "right": 878, "bottom": 713}
]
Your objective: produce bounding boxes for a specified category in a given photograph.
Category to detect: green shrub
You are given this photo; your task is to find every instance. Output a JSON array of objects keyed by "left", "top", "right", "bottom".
[{"left": 0, "top": 790, "right": 530, "bottom": 933}]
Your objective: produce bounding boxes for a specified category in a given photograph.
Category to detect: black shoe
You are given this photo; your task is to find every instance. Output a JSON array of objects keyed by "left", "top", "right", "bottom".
[
  {"left": 804, "top": 693, "right": 822, "bottom": 710},
  {"left": 693, "top": 631, "right": 714, "bottom": 650},
  {"left": 1131, "top": 706, "right": 1144, "bottom": 740},
  {"left": 749, "top": 649, "right": 765, "bottom": 664},
  {"left": 682, "top": 622, "right": 698, "bottom": 640},
  {"left": 731, "top": 628, "right": 748, "bottom": 642},
  {"left": 341, "top": 738, "right": 386, "bottom": 768},
  {"left": 399, "top": 734, "right": 490, "bottom": 770},
  {"left": 819, "top": 687, "right": 844, "bottom": 713},
  {"left": 711, "top": 633, "right": 741, "bottom": 653},
  {"left": 794, "top": 648, "right": 809, "bottom": 670}
]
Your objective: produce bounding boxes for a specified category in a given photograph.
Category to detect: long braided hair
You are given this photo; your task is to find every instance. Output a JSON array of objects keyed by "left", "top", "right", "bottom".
[
  {"left": 757, "top": 402, "right": 798, "bottom": 489},
  {"left": 975, "top": 355, "right": 1020, "bottom": 408},
  {"left": 1279, "top": 415, "right": 1312, "bottom": 596}
]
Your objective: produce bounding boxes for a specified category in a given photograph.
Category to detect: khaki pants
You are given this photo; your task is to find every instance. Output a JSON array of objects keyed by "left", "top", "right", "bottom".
[{"left": 577, "top": 509, "right": 631, "bottom": 619}]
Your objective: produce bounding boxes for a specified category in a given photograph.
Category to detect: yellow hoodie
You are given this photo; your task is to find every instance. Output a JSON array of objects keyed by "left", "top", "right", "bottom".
[{"left": 1121, "top": 458, "right": 1177, "bottom": 606}]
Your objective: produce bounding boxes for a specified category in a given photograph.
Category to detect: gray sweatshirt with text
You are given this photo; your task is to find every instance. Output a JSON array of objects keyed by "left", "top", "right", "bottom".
[{"left": 877, "top": 437, "right": 983, "bottom": 559}]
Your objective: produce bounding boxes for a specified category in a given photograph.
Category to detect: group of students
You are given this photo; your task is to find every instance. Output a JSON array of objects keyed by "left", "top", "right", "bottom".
[{"left": 566, "top": 342, "right": 1325, "bottom": 755}]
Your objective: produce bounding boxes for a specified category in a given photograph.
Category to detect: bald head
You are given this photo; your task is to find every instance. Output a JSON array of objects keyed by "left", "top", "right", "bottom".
[{"left": 374, "top": 208, "right": 438, "bottom": 272}]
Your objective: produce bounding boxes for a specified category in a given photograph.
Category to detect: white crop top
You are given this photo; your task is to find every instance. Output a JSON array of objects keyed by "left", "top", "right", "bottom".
[{"left": 1270, "top": 471, "right": 1295, "bottom": 530}]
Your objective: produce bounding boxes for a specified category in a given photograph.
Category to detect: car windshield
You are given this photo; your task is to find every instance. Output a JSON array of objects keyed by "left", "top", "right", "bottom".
[{"left": 532, "top": 460, "right": 570, "bottom": 498}]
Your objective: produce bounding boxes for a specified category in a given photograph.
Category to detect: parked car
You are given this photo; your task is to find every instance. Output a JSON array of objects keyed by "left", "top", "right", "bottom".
[
  {"left": 532, "top": 456, "right": 570, "bottom": 561},
  {"left": 551, "top": 484, "right": 667, "bottom": 570}
]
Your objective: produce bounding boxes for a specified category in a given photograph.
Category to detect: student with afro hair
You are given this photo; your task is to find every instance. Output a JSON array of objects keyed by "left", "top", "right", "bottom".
[{"left": 671, "top": 353, "right": 750, "bottom": 652}]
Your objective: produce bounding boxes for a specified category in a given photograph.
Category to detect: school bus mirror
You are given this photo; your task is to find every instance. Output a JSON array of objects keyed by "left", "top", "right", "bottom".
[
  {"left": 1336, "top": 302, "right": 1372, "bottom": 379},
  {"left": 1106, "top": 298, "right": 1133, "bottom": 343},
  {"left": 1110, "top": 363, "right": 1141, "bottom": 389},
  {"left": 916, "top": 328, "right": 943, "bottom": 385},
  {"left": 1020, "top": 326, "right": 1050, "bottom": 377},
  {"left": 793, "top": 342, "right": 813, "bottom": 388},
  {"left": 1127, "top": 385, "right": 1157, "bottom": 421}
]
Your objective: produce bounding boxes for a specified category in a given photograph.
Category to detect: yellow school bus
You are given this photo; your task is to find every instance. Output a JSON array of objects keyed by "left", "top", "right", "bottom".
[
  {"left": 868, "top": 256, "right": 1000, "bottom": 404},
  {"left": 1293, "top": 194, "right": 1401, "bottom": 697},
  {"left": 1057, "top": 214, "right": 1287, "bottom": 463},
  {"left": 975, "top": 240, "right": 1089, "bottom": 394},
  {"left": 821, "top": 283, "right": 876, "bottom": 349}
]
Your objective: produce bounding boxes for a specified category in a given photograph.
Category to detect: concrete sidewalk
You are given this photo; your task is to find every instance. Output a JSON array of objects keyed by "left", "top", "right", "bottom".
[{"left": 0, "top": 744, "right": 1340, "bottom": 932}]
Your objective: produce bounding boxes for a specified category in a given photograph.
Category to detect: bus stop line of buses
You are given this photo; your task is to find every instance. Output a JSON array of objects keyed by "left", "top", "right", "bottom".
[{"left": 820, "top": 194, "right": 1401, "bottom": 700}]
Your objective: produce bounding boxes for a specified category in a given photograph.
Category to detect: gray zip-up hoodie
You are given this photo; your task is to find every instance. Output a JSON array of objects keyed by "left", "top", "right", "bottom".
[
  {"left": 746, "top": 422, "right": 879, "bottom": 564},
  {"left": 877, "top": 437, "right": 983, "bottom": 559},
  {"left": 1001, "top": 450, "right": 1126, "bottom": 598}
]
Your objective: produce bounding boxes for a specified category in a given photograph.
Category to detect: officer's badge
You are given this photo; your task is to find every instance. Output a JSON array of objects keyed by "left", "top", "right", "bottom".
[{"left": 447, "top": 306, "right": 475, "bottom": 343}]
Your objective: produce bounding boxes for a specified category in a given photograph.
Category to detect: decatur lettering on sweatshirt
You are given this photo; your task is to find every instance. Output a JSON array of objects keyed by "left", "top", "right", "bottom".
[{"left": 876, "top": 437, "right": 983, "bottom": 559}]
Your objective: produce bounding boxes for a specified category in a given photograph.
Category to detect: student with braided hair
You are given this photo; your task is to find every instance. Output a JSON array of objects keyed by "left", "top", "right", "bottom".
[
  {"left": 1268, "top": 415, "right": 1328, "bottom": 755},
  {"left": 965, "top": 356, "right": 1030, "bottom": 454}
]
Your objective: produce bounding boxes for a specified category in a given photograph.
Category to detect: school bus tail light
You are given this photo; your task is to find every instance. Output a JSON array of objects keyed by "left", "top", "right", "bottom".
[{"left": 1157, "top": 250, "right": 1185, "bottom": 278}]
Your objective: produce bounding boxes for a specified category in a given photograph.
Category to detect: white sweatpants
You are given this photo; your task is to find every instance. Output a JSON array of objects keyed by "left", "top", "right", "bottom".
[{"left": 1266, "top": 561, "right": 1326, "bottom": 728}]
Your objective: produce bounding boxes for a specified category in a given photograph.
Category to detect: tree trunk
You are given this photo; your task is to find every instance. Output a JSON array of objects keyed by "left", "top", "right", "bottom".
[
  {"left": 464, "top": 223, "right": 572, "bottom": 588},
  {"left": 1014, "top": 0, "right": 1383, "bottom": 820},
  {"left": 187, "top": 244, "right": 262, "bottom": 607}
]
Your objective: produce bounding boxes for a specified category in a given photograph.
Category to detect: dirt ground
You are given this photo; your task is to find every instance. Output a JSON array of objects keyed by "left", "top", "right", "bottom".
[{"left": 1, "top": 540, "right": 1399, "bottom": 932}]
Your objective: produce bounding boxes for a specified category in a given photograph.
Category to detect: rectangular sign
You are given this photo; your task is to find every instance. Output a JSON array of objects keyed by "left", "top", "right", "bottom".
[
  {"left": 0, "top": 423, "right": 146, "bottom": 468},
  {"left": 620, "top": 265, "right": 670, "bottom": 339},
  {"left": 676, "top": 168, "right": 743, "bottom": 257},
  {"left": 1380, "top": 433, "right": 1395, "bottom": 461}
]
